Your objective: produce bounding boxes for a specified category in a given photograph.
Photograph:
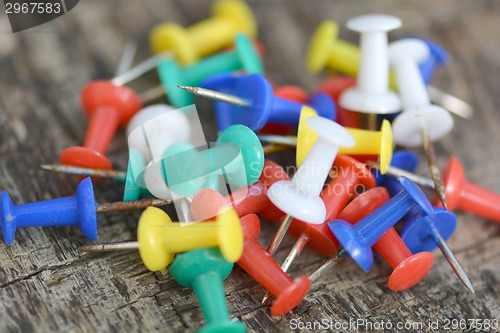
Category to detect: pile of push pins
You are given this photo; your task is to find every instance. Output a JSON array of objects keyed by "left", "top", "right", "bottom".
[{"left": 6, "top": 0, "right": 500, "bottom": 331}]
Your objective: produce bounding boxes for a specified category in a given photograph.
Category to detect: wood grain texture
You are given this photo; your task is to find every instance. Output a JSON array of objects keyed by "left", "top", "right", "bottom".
[{"left": 0, "top": 0, "right": 499, "bottom": 332}]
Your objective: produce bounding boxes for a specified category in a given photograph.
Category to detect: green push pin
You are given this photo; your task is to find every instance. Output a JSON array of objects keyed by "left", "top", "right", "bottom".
[
  {"left": 170, "top": 248, "right": 246, "bottom": 333},
  {"left": 123, "top": 148, "right": 152, "bottom": 201},
  {"left": 216, "top": 124, "right": 264, "bottom": 187},
  {"left": 158, "top": 33, "right": 263, "bottom": 108}
]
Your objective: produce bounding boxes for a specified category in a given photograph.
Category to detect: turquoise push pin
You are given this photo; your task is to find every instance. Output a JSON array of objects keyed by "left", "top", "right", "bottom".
[
  {"left": 159, "top": 33, "right": 263, "bottom": 108},
  {"left": 0, "top": 177, "right": 171, "bottom": 245},
  {"left": 170, "top": 248, "right": 246, "bottom": 333},
  {"left": 328, "top": 176, "right": 433, "bottom": 272}
]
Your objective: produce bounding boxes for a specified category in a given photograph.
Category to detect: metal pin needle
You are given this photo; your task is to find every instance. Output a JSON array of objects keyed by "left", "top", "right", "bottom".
[
  {"left": 308, "top": 249, "right": 348, "bottom": 284},
  {"left": 95, "top": 197, "right": 173, "bottom": 213},
  {"left": 178, "top": 85, "right": 250, "bottom": 107},
  {"left": 432, "top": 227, "right": 474, "bottom": 293},
  {"left": 266, "top": 214, "right": 293, "bottom": 257},
  {"left": 115, "top": 41, "right": 138, "bottom": 77},
  {"left": 80, "top": 241, "right": 139, "bottom": 252},
  {"left": 41, "top": 164, "right": 127, "bottom": 181},
  {"left": 427, "top": 86, "right": 473, "bottom": 120},
  {"left": 420, "top": 126, "right": 448, "bottom": 209},
  {"left": 261, "top": 233, "right": 309, "bottom": 304}
]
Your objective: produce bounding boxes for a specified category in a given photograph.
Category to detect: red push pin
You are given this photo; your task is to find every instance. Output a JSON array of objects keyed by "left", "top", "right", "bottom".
[
  {"left": 191, "top": 193, "right": 310, "bottom": 316},
  {"left": 238, "top": 214, "right": 310, "bottom": 316},
  {"left": 315, "top": 76, "right": 358, "bottom": 127},
  {"left": 275, "top": 85, "right": 309, "bottom": 103},
  {"left": 339, "top": 187, "right": 434, "bottom": 291},
  {"left": 315, "top": 76, "right": 356, "bottom": 102},
  {"left": 58, "top": 50, "right": 175, "bottom": 171},
  {"left": 191, "top": 160, "right": 289, "bottom": 222},
  {"left": 59, "top": 81, "right": 142, "bottom": 170},
  {"left": 439, "top": 157, "right": 500, "bottom": 223}
]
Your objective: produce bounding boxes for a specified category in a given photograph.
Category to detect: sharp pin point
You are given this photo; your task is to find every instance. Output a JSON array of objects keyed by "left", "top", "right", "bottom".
[
  {"left": 433, "top": 230, "right": 474, "bottom": 293},
  {"left": 177, "top": 85, "right": 250, "bottom": 107}
]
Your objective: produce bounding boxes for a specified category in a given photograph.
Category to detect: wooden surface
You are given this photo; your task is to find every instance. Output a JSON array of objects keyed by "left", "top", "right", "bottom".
[{"left": 1, "top": 1, "right": 500, "bottom": 332}]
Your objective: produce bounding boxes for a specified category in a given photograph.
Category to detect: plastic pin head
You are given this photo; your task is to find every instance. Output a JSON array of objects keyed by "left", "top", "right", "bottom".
[
  {"left": 237, "top": 214, "right": 310, "bottom": 316},
  {"left": 329, "top": 177, "right": 433, "bottom": 272},
  {"left": 339, "top": 14, "right": 402, "bottom": 115},
  {"left": 191, "top": 160, "right": 289, "bottom": 222},
  {"left": 137, "top": 206, "right": 243, "bottom": 271},
  {"left": 169, "top": 247, "right": 246, "bottom": 333},
  {"left": 339, "top": 187, "right": 434, "bottom": 291},
  {"left": 1, "top": 178, "right": 97, "bottom": 245},
  {"left": 216, "top": 124, "right": 264, "bottom": 187},
  {"left": 401, "top": 207, "right": 457, "bottom": 253},
  {"left": 306, "top": 20, "right": 340, "bottom": 74},
  {"left": 337, "top": 119, "right": 394, "bottom": 174},
  {"left": 158, "top": 34, "right": 263, "bottom": 108},
  {"left": 60, "top": 81, "right": 142, "bottom": 170},
  {"left": 126, "top": 104, "right": 191, "bottom": 165},
  {"left": 269, "top": 117, "right": 354, "bottom": 224},
  {"left": 150, "top": 0, "right": 257, "bottom": 65},
  {"left": 374, "top": 150, "right": 419, "bottom": 197}
]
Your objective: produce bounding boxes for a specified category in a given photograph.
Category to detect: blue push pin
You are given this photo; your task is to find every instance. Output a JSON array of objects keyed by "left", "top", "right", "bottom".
[
  {"left": 0, "top": 177, "right": 172, "bottom": 245},
  {"left": 179, "top": 73, "right": 336, "bottom": 131},
  {"left": 328, "top": 176, "right": 433, "bottom": 272},
  {"left": 158, "top": 33, "right": 263, "bottom": 108},
  {"left": 400, "top": 206, "right": 473, "bottom": 293},
  {"left": 371, "top": 150, "right": 420, "bottom": 197},
  {"left": 401, "top": 207, "right": 457, "bottom": 253},
  {"left": 414, "top": 37, "right": 449, "bottom": 85},
  {"left": 201, "top": 72, "right": 336, "bottom": 131},
  {"left": 201, "top": 72, "right": 242, "bottom": 132}
]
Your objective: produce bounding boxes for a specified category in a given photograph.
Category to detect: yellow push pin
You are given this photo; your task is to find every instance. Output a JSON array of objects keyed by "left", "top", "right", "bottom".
[
  {"left": 79, "top": 206, "right": 244, "bottom": 272},
  {"left": 337, "top": 119, "right": 393, "bottom": 174},
  {"left": 306, "top": 20, "right": 360, "bottom": 76},
  {"left": 150, "top": 0, "right": 257, "bottom": 65},
  {"left": 296, "top": 106, "right": 318, "bottom": 167},
  {"left": 260, "top": 118, "right": 394, "bottom": 174}
]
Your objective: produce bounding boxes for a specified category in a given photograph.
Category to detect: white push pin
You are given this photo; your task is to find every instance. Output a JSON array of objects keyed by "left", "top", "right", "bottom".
[
  {"left": 339, "top": 14, "right": 402, "bottom": 130},
  {"left": 266, "top": 117, "right": 355, "bottom": 255},
  {"left": 127, "top": 104, "right": 192, "bottom": 201},
  {"left": 127, "top": 104, "right": 191, "bottom": 165},
  {"left": 390, "top": 38, "right": 454, "bottom": 208}
]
